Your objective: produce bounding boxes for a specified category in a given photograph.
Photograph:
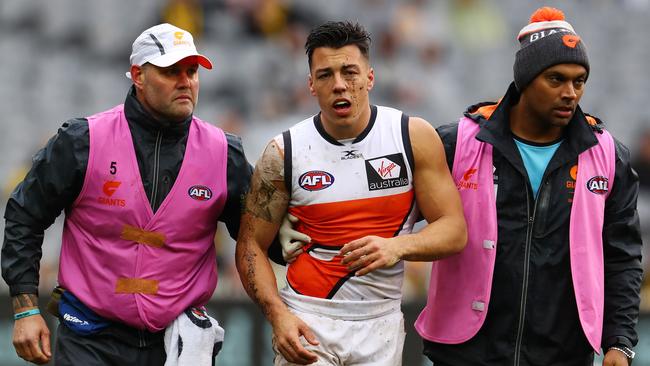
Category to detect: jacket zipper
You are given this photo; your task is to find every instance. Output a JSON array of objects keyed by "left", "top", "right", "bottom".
[
  {"left": 513, "top": 182, "right": 541, "bottom": 366},
  {"left": 139, "top": 329, "right": 146, "bottom": 347},
  {"left": 150, "top": 131, "right": 163, "bottom": 211}
]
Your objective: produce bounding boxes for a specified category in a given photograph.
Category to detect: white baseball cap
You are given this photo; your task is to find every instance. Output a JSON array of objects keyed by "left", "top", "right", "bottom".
[{"left": 126, "top": 23, "right": 213, "bottom": 79}]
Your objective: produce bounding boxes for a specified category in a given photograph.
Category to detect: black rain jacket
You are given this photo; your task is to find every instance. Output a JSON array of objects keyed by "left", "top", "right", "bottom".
[
  {"left": 423, "top": 83, "right": 643, "bottom": 366},
  {"left": 2, "top": 86, "right": 253, "bottom": 297}
]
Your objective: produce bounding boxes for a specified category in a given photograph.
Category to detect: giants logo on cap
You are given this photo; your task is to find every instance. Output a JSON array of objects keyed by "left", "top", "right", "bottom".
[
  {"left": 562, "top": 34, "right": 580, "bottom": 48},
  {"left": 365, "top": 153, "right": 409, "bottom": 191},
  {"left": 299, "top": 171, "right": 334, "bottom": 191},
  {"left": 586, "top": 176, "right": 608, "bottom": 195},
  {"left": 173, "top": 31, "right": 190, "bottom": 46},
  {"left": 188, "top": 185, "right": 212, "bottom": 201}
]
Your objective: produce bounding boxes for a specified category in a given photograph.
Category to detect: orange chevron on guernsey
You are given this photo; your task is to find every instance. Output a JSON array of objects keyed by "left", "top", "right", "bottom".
[{"left": 286, "top": 190, "right": 413, "bottom": 298}]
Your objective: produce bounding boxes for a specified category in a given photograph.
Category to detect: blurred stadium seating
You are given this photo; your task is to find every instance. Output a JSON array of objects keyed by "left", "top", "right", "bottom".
[{"left": 0, "top": 0, "right": 648, "bottom": 365}]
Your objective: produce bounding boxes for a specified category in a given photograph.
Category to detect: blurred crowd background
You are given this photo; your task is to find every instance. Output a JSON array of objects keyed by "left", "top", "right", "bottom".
[{"left": 0, "top": 0, "right": 649, "bottom": 361}]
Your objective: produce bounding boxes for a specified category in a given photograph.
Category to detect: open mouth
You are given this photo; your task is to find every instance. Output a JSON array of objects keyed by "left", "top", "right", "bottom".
[{"left": 333, "top": 99, "right": 351, "bottom": 110}]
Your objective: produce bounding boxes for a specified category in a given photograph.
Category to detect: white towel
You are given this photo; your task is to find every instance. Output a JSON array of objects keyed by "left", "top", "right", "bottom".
[{"left": 164, "top": 307, "right": 225, "bottom": 366}]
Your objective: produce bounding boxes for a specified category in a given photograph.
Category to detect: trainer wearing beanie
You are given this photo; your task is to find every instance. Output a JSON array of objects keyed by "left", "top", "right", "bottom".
[
  {"left": 2, "top": 23, "right": 252, "bottom": 365},
  {"left": 415, "top": 7, "right": 642, "bottom": 366},
  {"left": 513, "top": 7, "right": 590, "bottom": 91}
]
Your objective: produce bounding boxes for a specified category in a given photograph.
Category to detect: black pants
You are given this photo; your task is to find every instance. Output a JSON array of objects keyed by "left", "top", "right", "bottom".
[
  {"left": 54, "top": 321, "right": 166, "bottom": 366},
  {"left": 423, "top": 339, "right": 595, "bottom": 366}
]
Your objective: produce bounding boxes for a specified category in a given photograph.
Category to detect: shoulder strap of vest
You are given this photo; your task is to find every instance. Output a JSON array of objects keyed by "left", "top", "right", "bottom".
[
  {"left": 596, "top": 128, "right": 616, "bottom": 192},
  {"left": 400, "top": 113, "right": 415, "bottom": 171},
  {"left": 581, "top": 112, "right": 614, "bottom": 185},
  {"left": 452, "top": 117, "right": 482, "bottom": 180},
  {"left": 282, "top": 130, "right": 292, "bottom": 196}
]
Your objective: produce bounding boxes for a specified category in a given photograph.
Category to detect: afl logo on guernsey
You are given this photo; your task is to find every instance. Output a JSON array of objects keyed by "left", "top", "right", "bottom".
[
  {"left": 586, "top": 176, "right": 609, "bottom": 195},
  {"left": 188, "top": 185, "right": 213, "bottom": 201},
  {"left": 299, "top": 170, "right": 334, "bottom": 191}
]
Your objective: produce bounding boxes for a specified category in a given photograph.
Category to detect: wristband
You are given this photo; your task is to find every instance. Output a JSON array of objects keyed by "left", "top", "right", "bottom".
[{"left": 14, "top": 308, "right": 40, "bottom": 320}]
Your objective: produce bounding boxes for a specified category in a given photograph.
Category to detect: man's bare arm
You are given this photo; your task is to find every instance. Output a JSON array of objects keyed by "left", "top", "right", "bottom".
[
  {"left": 398, "top": 116, "right": 467, "bottom": 260},
  {"left": 236, "top": 139, "right": 288, "bottom": 317},
  {"left": 235, "top": 139, "right": 318, "bottom": 364}
]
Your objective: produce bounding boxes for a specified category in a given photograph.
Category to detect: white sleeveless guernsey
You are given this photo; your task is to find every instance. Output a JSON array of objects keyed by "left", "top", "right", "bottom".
[{"left": 277, "top": 106, "right": 419, "bottom": 315}]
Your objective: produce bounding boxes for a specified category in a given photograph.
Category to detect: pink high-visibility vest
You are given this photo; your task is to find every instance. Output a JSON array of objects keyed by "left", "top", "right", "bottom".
[
  {"left": 59, "top": 104, "right": 228, "bottom": 331},
  {"left": 415, "top": 116, "right": 615, "bottom": 352}
]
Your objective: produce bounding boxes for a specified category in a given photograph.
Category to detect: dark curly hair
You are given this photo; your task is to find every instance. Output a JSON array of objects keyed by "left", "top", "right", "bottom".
[{"left": 305, "top": 21, "right": 371, "bottom": 69}]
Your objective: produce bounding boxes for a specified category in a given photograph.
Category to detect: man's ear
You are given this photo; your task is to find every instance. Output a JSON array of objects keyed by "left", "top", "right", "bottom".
[
  {"left": 130, "top": 65, "right": 144, "bottom": 88},
  {"left": 367, "top": 67, "right": 375, "bottom": 91},
  {"left": 308, "top": 74, "right": 316, "bottom": 96}
]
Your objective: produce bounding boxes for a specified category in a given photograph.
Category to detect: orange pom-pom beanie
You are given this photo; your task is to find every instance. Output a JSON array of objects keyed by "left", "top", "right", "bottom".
[{"left": 513, "top": 7, "right": 589, "bottom": 91}]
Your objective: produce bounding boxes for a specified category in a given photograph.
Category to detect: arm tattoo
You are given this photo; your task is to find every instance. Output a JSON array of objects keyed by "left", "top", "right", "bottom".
[
  {"left": 12, "top": 294, "right": 38, "bottom": 312},
  {"left": 238, "top": 217, "right": 277, "bottom": 319},
  {"left": 241, "top": 244, "right": 273, "bottom": 317},
  {"left": 245, "top": 141, "right": 288, "bottom": 223}
]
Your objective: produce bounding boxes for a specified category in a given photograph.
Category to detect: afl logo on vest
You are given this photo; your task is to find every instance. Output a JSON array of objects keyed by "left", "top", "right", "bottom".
[
  {"left": 188, "top": 185, "right": 213, "bottom": 201},
  {"left": 299, "top": 170, "right": 334, "bottom": 191},
  {"left": 586, "top": 176, "right": 609, "bottom": 195}
]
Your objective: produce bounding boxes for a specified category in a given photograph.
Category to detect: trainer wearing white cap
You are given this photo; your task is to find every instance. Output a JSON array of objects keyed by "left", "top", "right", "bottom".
[
  {"left": 126, "top": 23, "right": 212, "bottom": 79},
  {"left": 2, "top": 23, "right": 252, "bottom": 365}
]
